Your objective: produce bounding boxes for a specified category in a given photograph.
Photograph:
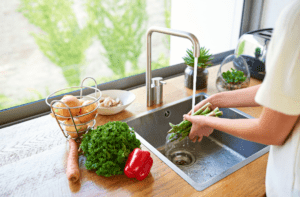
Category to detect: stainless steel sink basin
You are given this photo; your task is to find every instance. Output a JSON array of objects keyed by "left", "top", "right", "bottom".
[{"left": 123, "top": 93, "right": 269, "bottom": 191}]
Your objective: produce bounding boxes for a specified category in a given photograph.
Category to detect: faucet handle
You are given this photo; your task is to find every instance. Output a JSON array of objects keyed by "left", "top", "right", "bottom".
[{"left": 151, "top": 77, "right": 166, "bottom": 87}]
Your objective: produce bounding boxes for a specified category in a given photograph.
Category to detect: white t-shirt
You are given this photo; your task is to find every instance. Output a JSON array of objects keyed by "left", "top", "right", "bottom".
[{"left": 255, "top": 1, "right": 300, "bottom": 196}]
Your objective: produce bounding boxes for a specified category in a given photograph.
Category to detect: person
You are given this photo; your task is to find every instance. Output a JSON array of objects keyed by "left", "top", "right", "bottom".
[{"left": 183, "top": 1, "right": 300, "bottom": 196}]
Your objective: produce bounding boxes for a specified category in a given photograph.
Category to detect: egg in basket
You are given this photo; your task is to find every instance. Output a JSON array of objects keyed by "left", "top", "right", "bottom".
[{"left": 45, "top": 77, "right": 101, "bottom": 140}]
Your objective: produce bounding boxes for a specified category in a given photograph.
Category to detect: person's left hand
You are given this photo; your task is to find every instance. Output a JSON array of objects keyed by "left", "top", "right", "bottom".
[{"left": 183, "top": 114, "right": 214, "bottom": 143}]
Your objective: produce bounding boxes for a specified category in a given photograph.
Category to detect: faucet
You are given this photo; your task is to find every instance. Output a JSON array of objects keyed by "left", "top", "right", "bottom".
[{"left": 146, "top": 26, "right": 200, "bottom": 107}]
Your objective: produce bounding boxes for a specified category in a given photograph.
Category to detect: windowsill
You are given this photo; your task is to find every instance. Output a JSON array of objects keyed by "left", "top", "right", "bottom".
[{"left": 0, "top": 50, "right": 234, "bottom": 128}]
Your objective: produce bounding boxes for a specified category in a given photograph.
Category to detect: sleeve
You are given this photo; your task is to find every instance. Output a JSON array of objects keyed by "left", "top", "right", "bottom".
[{"left": 255, "top": 1, "right": 300, "bottom": 116}]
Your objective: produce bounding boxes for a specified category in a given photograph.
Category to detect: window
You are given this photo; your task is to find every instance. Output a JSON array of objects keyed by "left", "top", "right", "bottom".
[
  {"left": 0, "top": 0, "right": 171, "bottom": 111},
  {"left": 1, "top": 0, "right": 248, "bottom": 126}
]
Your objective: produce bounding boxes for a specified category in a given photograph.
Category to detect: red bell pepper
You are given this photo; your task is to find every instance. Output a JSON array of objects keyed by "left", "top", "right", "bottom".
[{"left": 124, "top": 148, "right": 153, "bottom": 181}]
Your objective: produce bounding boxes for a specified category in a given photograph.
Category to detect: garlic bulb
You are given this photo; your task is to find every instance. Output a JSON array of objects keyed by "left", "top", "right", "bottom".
[{"left": 99, "top": 96, "right": 122, "bottom": 107}]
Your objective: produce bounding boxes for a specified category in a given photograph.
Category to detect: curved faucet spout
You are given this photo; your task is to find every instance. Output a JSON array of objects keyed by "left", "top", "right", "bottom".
[{"left": 146, "top": 26, "right": 200, "bottom": 107}]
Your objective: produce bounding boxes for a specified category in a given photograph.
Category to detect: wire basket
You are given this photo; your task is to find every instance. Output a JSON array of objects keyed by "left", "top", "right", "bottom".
[{"left": 45, "top": 77, "right": 101, "bottom": 141}]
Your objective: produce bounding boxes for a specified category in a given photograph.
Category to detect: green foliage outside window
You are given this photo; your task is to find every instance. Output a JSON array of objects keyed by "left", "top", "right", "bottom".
[
  {"left": 0, "top": 0, "right": 171, "bottom": 111},
  {"left": 19, "top": 0, "right": 92, "bottom": 86},
  {"left": 163, "top": 0, "right": 171, "bottom": 49},
  {"left": 86, "top": 0, "right": 148, "bottom": 77}
]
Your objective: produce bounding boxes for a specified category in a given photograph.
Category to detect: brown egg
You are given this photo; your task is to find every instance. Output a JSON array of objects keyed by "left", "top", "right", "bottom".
[
  {"left": 78, "top": 99, "right": 85, "bottom": 106},
  {"left": 50, "top": 102, "right": 68, "bottom": 121},
  {"left": 78, "top": 99, "right": 85, "bottom": 115},
  {"left": 65, "top": 118, "right": 88, "bottom": 138},
  {"left": 60, "top": 95, "right": 81, "bottom": 116},
  {"left": 78, "top": 100, "right": 97, "bottom": 123}
]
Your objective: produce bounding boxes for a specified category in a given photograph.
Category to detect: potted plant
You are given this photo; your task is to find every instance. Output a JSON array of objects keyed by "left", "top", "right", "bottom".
[
  {"left": 183, "top": 46, "right": 214, "bottom": 90},
  {"left": 255, "top": 47, "right": 261, "bottom": 59},
  {"left": 221, "top": 68, "right": 248, "bottom": 90}
]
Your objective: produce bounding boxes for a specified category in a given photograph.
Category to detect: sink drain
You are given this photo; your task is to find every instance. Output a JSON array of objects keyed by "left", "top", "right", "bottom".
[
  {"left": 164, "top": 110, "right": 171, "bottom": 118},
  {"left": 169, "top": 150, "right": 195, "bottom": 166}
]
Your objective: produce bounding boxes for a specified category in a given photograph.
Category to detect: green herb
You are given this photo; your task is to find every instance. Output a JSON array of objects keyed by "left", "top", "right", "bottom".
[
  {"left": 182, "top": 46, "right": 214, "bottom": 68},
  {"left": 222, "top": 68, "right": 247, "bottom": 84},
  {"left": 80, "top": 121, "right": 141, "bottom": 177}
]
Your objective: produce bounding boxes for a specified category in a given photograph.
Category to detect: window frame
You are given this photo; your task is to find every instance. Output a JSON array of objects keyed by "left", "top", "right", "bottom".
[
  {"left": 1, "top": 0, "right": 264, "bottom": 128},
  {"left": 0, "top": 50, "right": 234, "bottom": 128}
]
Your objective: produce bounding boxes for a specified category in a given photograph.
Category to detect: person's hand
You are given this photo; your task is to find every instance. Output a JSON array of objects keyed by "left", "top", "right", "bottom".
[
  {"left": 183, "top": 114, "right": 214, "bottom": 142},
  {"left": 186, "top": 97, "right": 217, "bottom": 116}
]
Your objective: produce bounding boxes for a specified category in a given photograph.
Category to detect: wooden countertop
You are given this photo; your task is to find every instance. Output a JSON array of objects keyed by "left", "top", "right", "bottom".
[{"left": 0, "top": 65, "right": 267, "bottom": 196}]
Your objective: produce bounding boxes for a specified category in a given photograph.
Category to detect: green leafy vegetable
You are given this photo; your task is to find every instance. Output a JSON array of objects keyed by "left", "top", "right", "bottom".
[
  {"left": 182, "top": 46, "right": 214, "bottom": 68},
  {"left": 222, "top": 68, "right": 247, "bottom": 84},
  {"left": 80, "top": 121, "right": 141, "bottom": 177}
]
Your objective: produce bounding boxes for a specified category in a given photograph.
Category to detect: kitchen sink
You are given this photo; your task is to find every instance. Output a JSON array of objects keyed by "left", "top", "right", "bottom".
[{"left": 123, "top": 93, "right": 269, "bottom": 191}]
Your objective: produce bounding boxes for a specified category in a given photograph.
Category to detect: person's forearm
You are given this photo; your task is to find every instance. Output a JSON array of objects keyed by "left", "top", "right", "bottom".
[
  {"left": 203, "top": 116, "right": 280, "bottom": 145},
  {"left": 208, "top": 85, "right": 261, "bottom": 108}
]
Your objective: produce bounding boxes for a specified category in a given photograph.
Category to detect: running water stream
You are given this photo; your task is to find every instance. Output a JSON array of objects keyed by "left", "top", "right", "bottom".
[{"left": 191, "top": 57, "right": 198, "bottom": 114}]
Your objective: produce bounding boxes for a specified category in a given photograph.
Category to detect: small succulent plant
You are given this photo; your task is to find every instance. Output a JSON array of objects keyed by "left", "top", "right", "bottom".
[
  {"left": 255, "top": 47, "right": 262, "bottom": 58},
  {"left": 255, "top": 47, "right": 261, "bottom": 54},
  {"left": 183, "top": 46, "right": 214, "bottom": 68},
  {"left": 222, "top": 68, "right": 247, "bottom": 84}
]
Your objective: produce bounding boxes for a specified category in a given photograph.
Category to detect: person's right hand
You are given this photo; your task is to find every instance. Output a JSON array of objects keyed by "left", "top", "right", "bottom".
[
  {"left": 184, "top": 96, "right": 217, "bottom": 142},
  {"left": 183, "top": 114, "right": 214, "bottom": 143}
]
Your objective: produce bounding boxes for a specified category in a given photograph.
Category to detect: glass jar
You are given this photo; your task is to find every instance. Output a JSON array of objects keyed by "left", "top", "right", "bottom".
[{"left": 216, "top": 54, "right": 250, "bottom": 92}]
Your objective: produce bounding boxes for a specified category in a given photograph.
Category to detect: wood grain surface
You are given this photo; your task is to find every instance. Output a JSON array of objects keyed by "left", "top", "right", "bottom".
[{"left": 0, "top": 65, "right": 267, "bottom": 197}]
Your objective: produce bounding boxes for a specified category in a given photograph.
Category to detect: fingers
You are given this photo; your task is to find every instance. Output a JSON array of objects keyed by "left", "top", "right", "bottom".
[
  {"left": 187, "top": 105, "right": 200, "bottom": 116},
  {"left": 186, "top": 109, "right": 195, "bottom": 119},
  {"left": 202, "top": 126, "right": 214, "bottom": 137},
  {"left": 183, "top": 114, "right": 194, "bottom": 122},
  {"left": 191, "top": 136, "right": 203, "bottom": 143},
  {"left": 187, "top": 110, "right": 192, "bottom": 116},
  {"left": 184, "top": 112, "right": 190, "bottom": 120},
  {"left": 188, "top": 125, "right": 197, "bottom": 141},
  {"left": 198, "top": 136, "right": 203, "bottom": 142},
  {"left": 189, "top": 133, "right": 196, "bottom": 141},
  {"left": 187, "top": 117, "right": 212, "bottom": 143},
  {"left": 187, "top": 102, "right": 202, "bottom": 116},
  {"left": 187, "top": 100, "right": 216, "bottom": 117},
  {"left": 186, "top": 103, "right": 209, "bottom": 118},
  {"left": 191, "top": 136, "right": 197, "bottom": 143}
]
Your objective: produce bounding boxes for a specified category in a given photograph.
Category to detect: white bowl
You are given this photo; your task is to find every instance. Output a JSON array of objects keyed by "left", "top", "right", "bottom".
[{"left": 87, "top": 90, "right": 136, "bottom": 115}]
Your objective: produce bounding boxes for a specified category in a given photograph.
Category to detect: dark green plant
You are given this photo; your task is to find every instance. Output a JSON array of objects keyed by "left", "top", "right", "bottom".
[
  {"left": 222, "top": 68, "right": 247, "bottom": 84},
  {"left": 255, "top": 47, "right": 261, "bottom": 58},
  {"left": 183, "top": 46, "right": 214, "bottom": 68},
  {"left": 255, "top": 47, "right": 261, "bottom": 54}
]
